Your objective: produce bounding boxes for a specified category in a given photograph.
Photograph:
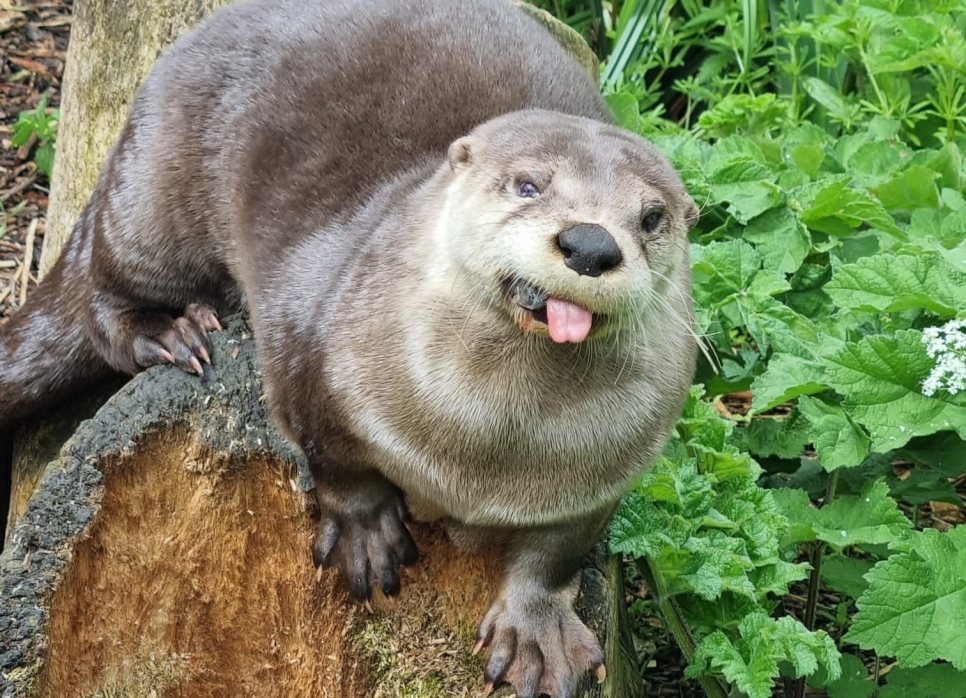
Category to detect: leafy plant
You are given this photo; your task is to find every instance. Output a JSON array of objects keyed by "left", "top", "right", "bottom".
[
  {"left": 611, "top": 388, "right": 842, "bottom": 697},
  {"left": 12, "top": 94, "right": 59, "bottom": 179}
]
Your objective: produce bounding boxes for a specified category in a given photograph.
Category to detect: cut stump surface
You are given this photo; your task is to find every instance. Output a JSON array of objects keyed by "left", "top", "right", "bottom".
[{"left": 0, "top": 316, "right": 631, "bottom": 698}]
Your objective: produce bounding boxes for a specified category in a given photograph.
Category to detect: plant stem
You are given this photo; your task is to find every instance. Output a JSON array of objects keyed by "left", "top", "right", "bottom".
[
  {"left": 636, "top": 558, "right": 730, "bottom": 698},
  {"left": 793, "top": 468, "right": 840, "bottom": 698}
]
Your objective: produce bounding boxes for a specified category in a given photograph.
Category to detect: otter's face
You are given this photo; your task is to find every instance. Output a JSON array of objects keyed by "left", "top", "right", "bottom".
[{"left": 437, "top": 109, "right": 698, "bottom": 344}]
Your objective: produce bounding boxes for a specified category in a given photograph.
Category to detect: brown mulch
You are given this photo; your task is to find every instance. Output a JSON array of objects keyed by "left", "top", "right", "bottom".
[{"left": 0, "top": 0, "right": 70, "bottom": 322}]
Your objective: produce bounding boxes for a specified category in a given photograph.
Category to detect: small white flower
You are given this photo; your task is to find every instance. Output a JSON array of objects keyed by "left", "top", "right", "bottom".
[{"left": 921, "top": 319, "right": 966, "bottom": 397}]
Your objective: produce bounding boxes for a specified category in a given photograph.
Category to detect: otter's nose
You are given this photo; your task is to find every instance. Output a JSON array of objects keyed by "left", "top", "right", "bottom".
[{"left": 557, "top": 224, "right": 622, "bottom": 277}]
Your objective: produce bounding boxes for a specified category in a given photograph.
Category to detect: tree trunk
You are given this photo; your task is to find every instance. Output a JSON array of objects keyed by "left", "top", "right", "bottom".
[{"left": 39, "top": 0, "right": 233, "bottom": 277}]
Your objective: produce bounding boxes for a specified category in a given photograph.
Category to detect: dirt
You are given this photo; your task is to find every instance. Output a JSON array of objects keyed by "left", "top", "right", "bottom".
[{"left": 0, "top": 0, "right": 69, "bottom": 322}]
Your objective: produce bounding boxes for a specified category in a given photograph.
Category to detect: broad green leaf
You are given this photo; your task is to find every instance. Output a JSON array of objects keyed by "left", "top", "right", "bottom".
[
  {"left": 825, "top": 254, "right": 965, "bottom": 318},
  {"left": 821, "top": 555, "right": 875, "bottom": 599},
  {"left": 825, "top": 654, "right": 876, "bottom": 698},
  {"left": 876, "top": 165, "right": 940, "bottom": 211},
  {"left": 707, "top": 158, "right": 783, "bottom": 223},
  {"left": 677, "top": 530, "right": 756, "bottom": 600},
  {"left": 743, "top": 207, "right": 812, "bottom": 275},
  {"left": 929, "top": 142, "right": 962, "bottom": 190},
  {"left": 796, "top": 176, "right": 901, "bottom": 237},
  {"left": 797, "top": 396, "right": 870, "bottom": 471},
  {"left": 888, "top": 468, "right": 961, "bottom": 507},
  {"left": 803, "top": 77, "right": 854, "bottom": 123},
  {"left": 689, "top": 613, "right": 841, "bottom": 698},
  {"left": 746, "top": 409, "right": 811, "bottom": 460},
  {"left": 691, "top": 239, "right": 762, "bottom": 302},
  {"left": 770, "top": 487, "right": 819, "bottom": 547},
  {"left": 878, "top": 662, "right": 966, "bottom": 698},
  {"left": 604, "top": 92, "right": 641, "bottom": 132},
  {"left": 812, "top": 481, "right": 912, "bottom": 550},
  {"left": 846, "top": 527, "right": 966, "bottom": 670},
  {"left": 750, "top": 353, "right": 827, "bottom": 413},
  {"left": 899, "top": 432, "right": 966, "bottom": 478},
  {"left": 610, "top": 488, "right": 690, "bottom": 559},
  {"left": 822, "top": 330, "right": 966, "bottom": 451}
]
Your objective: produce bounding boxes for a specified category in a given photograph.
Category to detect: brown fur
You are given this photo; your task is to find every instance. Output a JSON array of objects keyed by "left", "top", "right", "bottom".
[{"left": 0, "top": 1, "right": 698, "bottom": 696}]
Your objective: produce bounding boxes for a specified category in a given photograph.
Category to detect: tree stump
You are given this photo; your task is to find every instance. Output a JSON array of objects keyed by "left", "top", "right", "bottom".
[{"left": 0, "top": 317, "right": 642, "bottom": 698}]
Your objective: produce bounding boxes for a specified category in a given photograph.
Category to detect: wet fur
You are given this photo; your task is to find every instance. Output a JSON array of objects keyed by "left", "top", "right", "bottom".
[{"left": 0, "top": 0, "right": 697, "bottom": 695}]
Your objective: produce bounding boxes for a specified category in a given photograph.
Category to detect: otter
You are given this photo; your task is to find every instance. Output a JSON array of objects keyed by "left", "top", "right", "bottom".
[{"left": 0, "top": 0, "right": 698, "bottom": 695}]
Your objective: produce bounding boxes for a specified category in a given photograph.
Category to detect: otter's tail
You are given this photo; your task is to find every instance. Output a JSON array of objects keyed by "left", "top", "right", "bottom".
[{"left": 0, "top": 257, "right": 111, "bottom": 430}]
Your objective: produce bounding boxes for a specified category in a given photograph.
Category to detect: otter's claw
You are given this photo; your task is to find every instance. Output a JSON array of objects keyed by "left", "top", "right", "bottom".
[
  {"left": 312, "top": 481, "right": 418, "bottom": 600},
  {"left": 476, "top": 589, "right": 604, "bottom": 698},
  {"left": 132, "top": 302, "right": 221, "bottom": 375}
]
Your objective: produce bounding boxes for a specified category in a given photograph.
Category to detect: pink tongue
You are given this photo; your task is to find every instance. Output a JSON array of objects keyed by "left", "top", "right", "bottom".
[{"left": 546, "top": 297, "right": 593, "bottom": 344}]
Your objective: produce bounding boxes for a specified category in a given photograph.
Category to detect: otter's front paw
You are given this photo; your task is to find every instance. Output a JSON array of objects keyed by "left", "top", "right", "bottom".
[
  {"left": 474, "top": 589, "right": 605, "bottom": 698},
  {"left": 312, "top": 486, "right": 418, "bottom": 600}
]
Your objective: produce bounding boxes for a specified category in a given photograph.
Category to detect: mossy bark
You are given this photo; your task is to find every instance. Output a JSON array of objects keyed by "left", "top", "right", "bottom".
[{"left": 39, "top": 0, "right": 233, "bottom": 277}]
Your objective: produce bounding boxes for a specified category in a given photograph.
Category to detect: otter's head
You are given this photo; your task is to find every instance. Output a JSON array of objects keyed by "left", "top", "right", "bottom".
[{"left": 438, "top": 109, "right": 698, "bottom": 344}]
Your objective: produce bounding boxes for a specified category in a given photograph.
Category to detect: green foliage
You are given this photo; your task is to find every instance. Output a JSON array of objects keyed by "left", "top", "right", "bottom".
[
  {"left": 12, "top": 94, "right": 59, "bottom": 179},
  {"left": 845, "top": 527, "right": 966, "bottom": 670},
  {"left": 528, "top": 0, "right": 966, "bottom": 693},
  {"left": 611, "top": 388, "right": 839, "bottom": 692}
]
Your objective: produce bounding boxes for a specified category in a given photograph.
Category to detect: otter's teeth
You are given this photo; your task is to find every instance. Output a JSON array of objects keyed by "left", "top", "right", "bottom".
[{"left": 508, "top": 279, "right": 548, "bottom": 310}]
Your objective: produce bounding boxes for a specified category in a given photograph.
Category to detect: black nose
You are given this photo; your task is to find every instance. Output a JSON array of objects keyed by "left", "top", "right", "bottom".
[{"left": 556, "top": 224, "right": 622, "bottom": 277}]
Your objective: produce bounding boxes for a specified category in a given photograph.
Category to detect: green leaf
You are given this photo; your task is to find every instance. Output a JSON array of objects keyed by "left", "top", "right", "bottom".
[
  {"left": 821, "top": 556, "right": 875, "bottom": 600},
  {"left": 708, "top": 158, "right": 783, "bottom": 223},
  {"left": 822, "top": 330, "right": 966, "bottom": 451},
  {"left": 825, "top": 654, "right": 876, "bottom": 698},
  {"left": 610, "top": 488, "right": 690, "bottom": 559},
  {"left": 689, "top": 613, "right": 841, "bottom": 698},
  {"left": 826, "top": 254, "right": 966, "bottom": 319},
  {"left": 769, "top": 487, "right": 819, "bottom": 547},
  {"left": 743, "top": 207, "right": 812, "bottom": 275},
  {"left": 812, "top": 480, "right": 912, "bottom": 550},
  {"left": 899, "top": 432, "right": 966, "bottom": 478},
  {"left": 797, "top": 396, "right": 870, "bottom": 471},
  {"left": 803, "top": 77, "right": 855, "bottom": 124},
  {"left": 888, "top": 468, "right": 961, "bottom": 507},
  {"left": 746, "top": 409, "right": 812, "bottom": 460},
  {"left": 878, "top": 662, "right": 966, "bottom": 698},
  {"left": 692, "top": 239, "right": 762, "bottom": 302},
  {"left": 604, "top": 92, "right": 641, "bottom": 132},
  {"left": 876, "top": 165, "right": 940, "bottom": 211},
  {"left": 796, "top": 176, "right": 902, "bottom": 237},
  {"left": 846, "top": 527, "right": 966, "bottom": 670},
  {"left": 35, "top": 142, "right": 55, "bottom": 179},
  {"left": 750, "top": 353, "right": 827, "bottom": 413}
]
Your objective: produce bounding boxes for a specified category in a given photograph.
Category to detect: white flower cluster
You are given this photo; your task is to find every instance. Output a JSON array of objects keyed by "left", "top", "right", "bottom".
[{"left": 922, "top": 319, "right": 966, "bottom": 397}]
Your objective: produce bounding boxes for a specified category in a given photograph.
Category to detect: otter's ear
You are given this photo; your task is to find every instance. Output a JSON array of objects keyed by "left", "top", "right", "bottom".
[
  {"left": 448, "top": 137, "right": 475, "bottom": 172},
  {"left": 684, "top": 195, "right": 700, "bottom": 230}
]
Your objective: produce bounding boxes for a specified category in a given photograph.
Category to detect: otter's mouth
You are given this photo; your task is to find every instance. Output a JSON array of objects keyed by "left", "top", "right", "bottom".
[{"left": 505, "top": 279, "right": 600, "bottom": 344}]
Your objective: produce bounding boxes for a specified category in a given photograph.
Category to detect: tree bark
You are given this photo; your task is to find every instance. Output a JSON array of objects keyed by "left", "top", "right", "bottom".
[{"left": 39, "top": 0, "right": 233, "bottom": 277}]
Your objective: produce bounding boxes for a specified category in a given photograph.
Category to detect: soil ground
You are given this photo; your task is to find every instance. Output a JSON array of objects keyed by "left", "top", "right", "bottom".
[{"left": 0, "top": 0, "right": 68, "bottom": 320}]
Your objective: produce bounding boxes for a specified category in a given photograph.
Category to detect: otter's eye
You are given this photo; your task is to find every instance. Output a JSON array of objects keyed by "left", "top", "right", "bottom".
[
  {"left": 642, "top": 210, "right": 664, "bottom": 233},
  {"left": 517, "top": 181, "right": 540, "bottom": 198}
]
